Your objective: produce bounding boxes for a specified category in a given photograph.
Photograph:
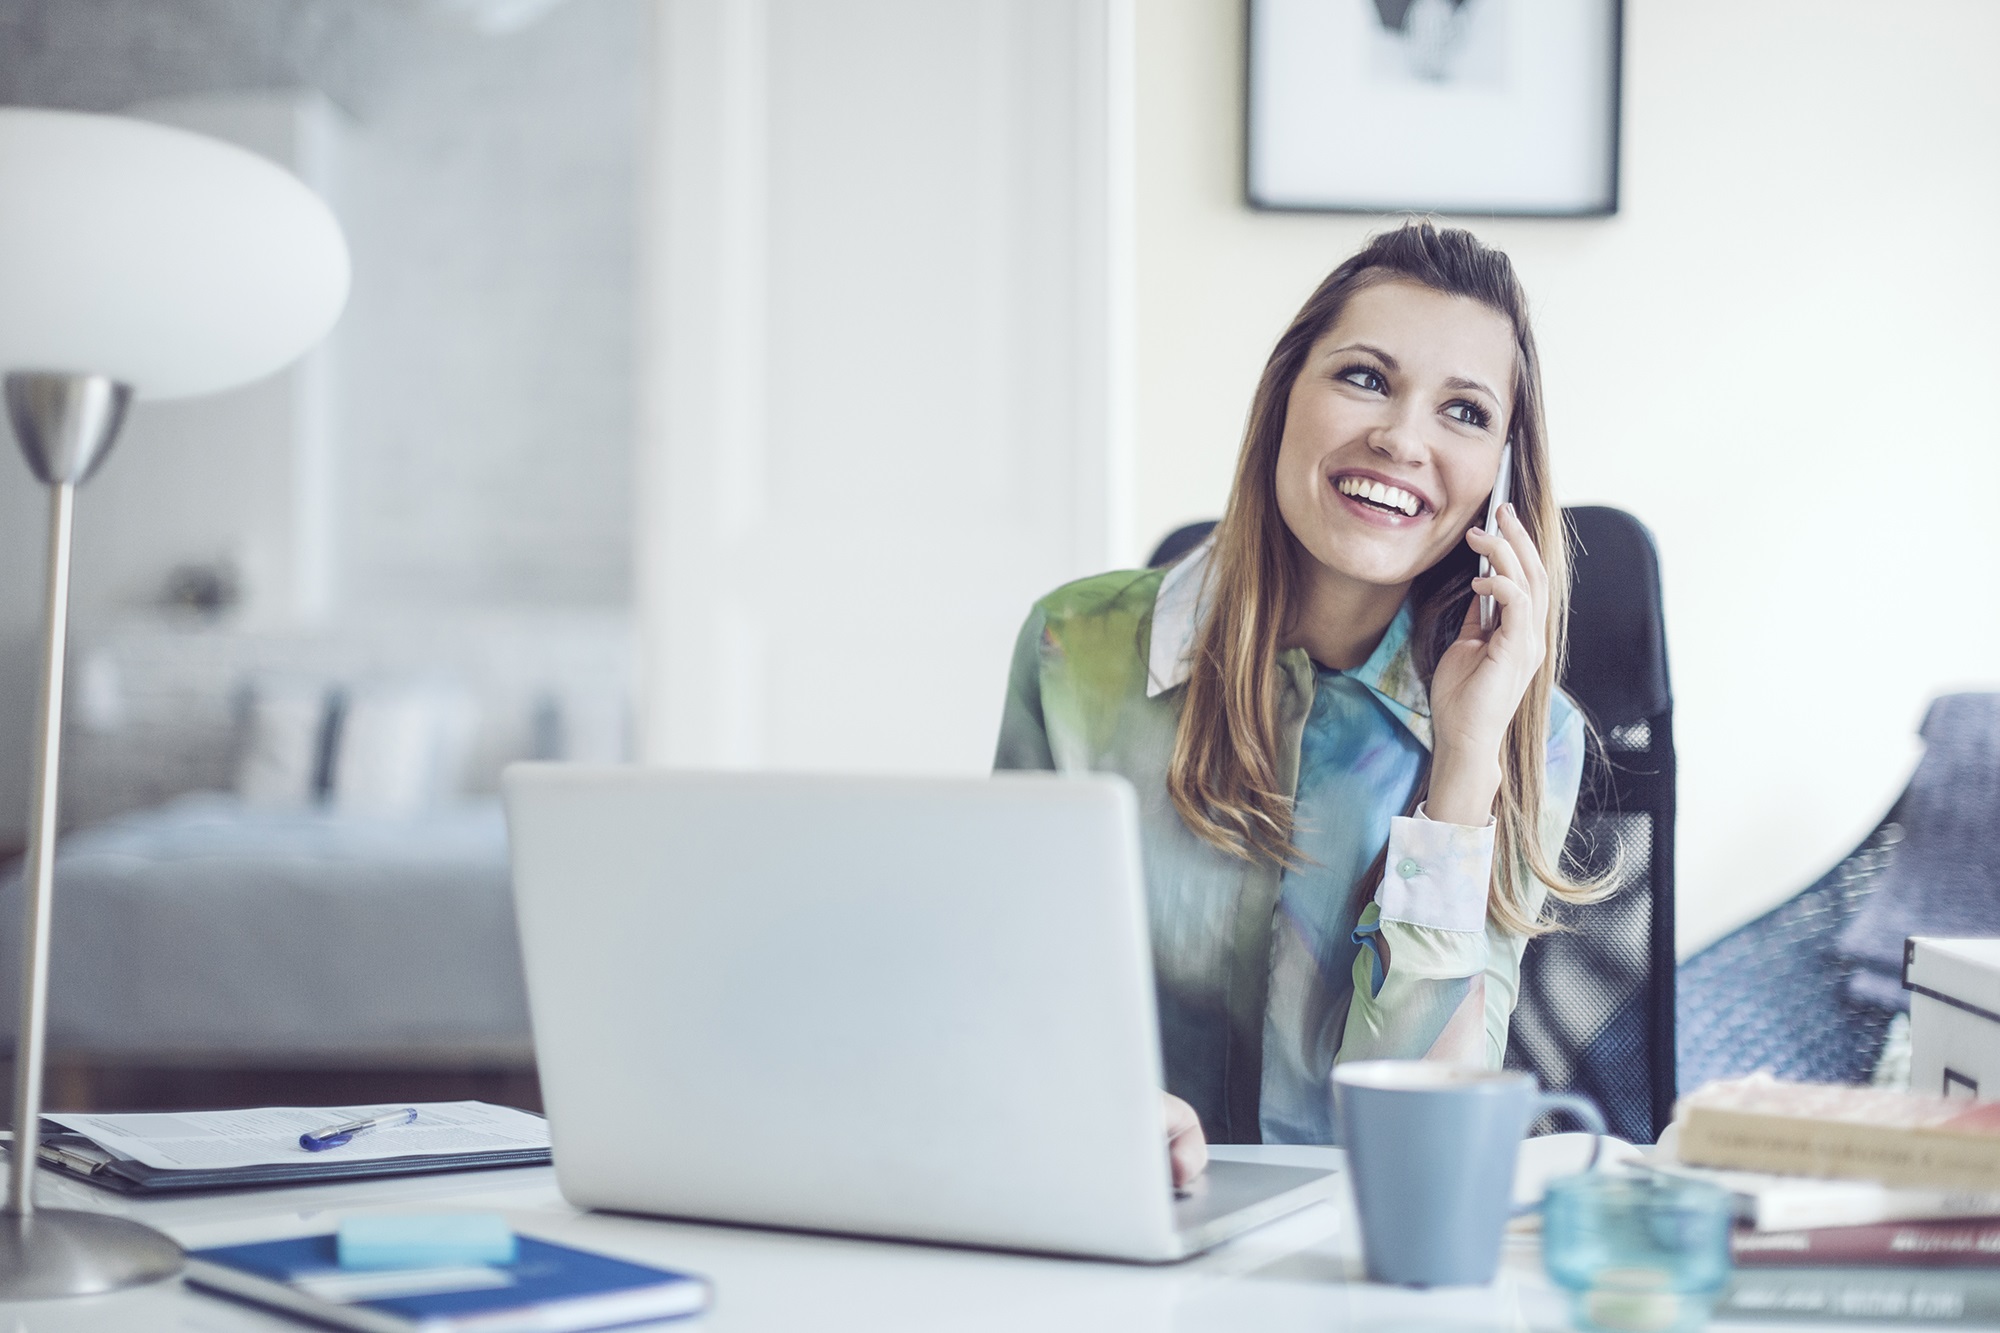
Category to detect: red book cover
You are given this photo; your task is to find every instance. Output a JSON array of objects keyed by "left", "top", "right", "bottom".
[{"left": 1735, "top": 1220, "right": 2000, "bottom": 1268}]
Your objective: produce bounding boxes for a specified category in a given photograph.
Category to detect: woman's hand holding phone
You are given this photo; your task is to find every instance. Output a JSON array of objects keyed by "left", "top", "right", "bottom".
[{"left": 1423, "top": 499, "right": 1551, "bottom": 827}]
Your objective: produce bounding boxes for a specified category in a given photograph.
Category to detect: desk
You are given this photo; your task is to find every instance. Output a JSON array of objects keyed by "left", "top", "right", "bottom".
[{"left": 0, "top": 1144, "right": 1633, "bottom": 1332}]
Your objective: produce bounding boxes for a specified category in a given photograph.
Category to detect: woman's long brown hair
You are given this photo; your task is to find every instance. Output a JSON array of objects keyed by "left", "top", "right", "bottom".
[{"left": 1165, "top": 221, "right": 1596, "bottom": 935}]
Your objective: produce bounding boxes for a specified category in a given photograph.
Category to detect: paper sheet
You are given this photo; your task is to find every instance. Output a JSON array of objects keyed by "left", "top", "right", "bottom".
[{"left": 44, "top": 1100, "right": 548, "bottom": 1172}]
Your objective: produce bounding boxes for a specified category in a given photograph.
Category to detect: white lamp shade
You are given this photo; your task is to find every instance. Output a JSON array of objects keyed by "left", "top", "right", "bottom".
[{"left": 0, "top": 107, "right": 350, "bottom": 400}]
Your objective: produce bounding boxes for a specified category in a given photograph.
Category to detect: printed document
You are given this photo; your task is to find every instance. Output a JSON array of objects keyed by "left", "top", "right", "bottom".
[{"left": 45, "top": 1101, "right": 548, "bottom": 1172}]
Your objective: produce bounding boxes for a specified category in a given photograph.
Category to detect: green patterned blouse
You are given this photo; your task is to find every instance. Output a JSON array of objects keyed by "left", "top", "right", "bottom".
[{"left": 994, "top": 543, "right": 1585, "bottom": 1144}]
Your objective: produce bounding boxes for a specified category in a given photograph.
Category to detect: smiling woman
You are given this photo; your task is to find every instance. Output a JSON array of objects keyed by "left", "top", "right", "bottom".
[{"left": 995, "top": 221, "right": 1600, "bottom": 1170}]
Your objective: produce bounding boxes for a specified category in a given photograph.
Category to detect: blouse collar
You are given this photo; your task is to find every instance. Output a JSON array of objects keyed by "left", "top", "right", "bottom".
[{"left": 1145, "top": 538, "right": 1434, "bottom": 749}]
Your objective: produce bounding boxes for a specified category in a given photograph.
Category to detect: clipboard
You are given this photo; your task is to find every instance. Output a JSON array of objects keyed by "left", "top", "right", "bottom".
[
  {"left": 30, "top": 1130, "right": 551, "bottom": 1194},
  {"left": 8, "top": 1106, "right": 552, "bottom": 1195}
]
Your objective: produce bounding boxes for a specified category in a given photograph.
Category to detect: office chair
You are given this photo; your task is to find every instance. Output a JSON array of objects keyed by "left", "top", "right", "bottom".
[
  {"left": 1147, "top": 522, "right": 1215, "bottom": 571},
  {"left": 1675, "top": 818, "right": 1902, "bottom": 1091},
  {"left": 1508, "top": 507, "right": 1676, "bottom": 1144},
  {"left": 1680, "top": 684, "right": 2000, "bottom": 1088},
  {"left": 1674, "top": 691, "right": 2000, "bottom": 1092},
  {"left": 1145, "top": 506, "right": 1677, "bottom": 1143}
]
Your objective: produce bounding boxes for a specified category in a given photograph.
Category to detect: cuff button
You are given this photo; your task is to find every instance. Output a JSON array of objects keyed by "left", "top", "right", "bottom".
[{"left": 1396, "top": 858, "right": 1423, "bottom": 878}]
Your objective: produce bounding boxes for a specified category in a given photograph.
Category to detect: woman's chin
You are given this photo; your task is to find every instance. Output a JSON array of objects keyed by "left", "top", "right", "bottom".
[
  {"left": 1299, "top": 528, "right": 1443, "bottom": 592},
  {"left": 1299, "top": 550, "right": 1430, "bottom": 593}
]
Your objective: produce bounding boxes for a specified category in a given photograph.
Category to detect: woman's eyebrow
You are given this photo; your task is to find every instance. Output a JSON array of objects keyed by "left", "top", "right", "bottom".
[
  {"left": 1444, "top": 375, "right": 1499, "bottom": 401},
  {"left": 1326, "top": 342, "right": 1397, "bottom": 369}
]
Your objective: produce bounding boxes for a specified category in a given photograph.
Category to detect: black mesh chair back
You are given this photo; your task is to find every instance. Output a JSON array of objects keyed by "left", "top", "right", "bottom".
[
  {"left": 1506, "top": 506, "right": 1675, "bottom": 1144},
  {"left": 1676, "top": 818, "right": 1903, "bottom": 1091},
  {"left": 1145, "top": 506, "right": 1677, "bottom": 1143},
  {"left": 1147, "top": 522, "right": 1216, "bottom": 571}
]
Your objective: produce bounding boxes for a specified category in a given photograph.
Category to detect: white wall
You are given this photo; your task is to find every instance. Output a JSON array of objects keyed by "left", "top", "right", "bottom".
[
  {"left": 334, "top": 1, "right": 643, "bottom": 611},
  {"left": 1134, "top": 0, "right": 2000, "bottom": 953},
  {"left": 636, "top": 0, "right": 1130, "bottom": 774}
]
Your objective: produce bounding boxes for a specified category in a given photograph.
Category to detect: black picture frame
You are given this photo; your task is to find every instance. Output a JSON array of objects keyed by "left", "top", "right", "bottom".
[{"left": 1244, "top": 0, "right": 1624, "bottom": 218}]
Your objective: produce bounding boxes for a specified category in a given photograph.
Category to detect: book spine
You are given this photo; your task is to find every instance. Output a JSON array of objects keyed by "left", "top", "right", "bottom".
[
  {"left": 1681, "top": 1108, "right": 2000, "bottom": 1192},
  {"left": 1735, "top": 1222, "right": 2000, "bottom": 1268},
  {"left": 184, "top": 1263, "right": 406, "bottom": 1333},
  {"left": 1721, "top": 1269, "right": 2000, "bottom": 1323},
  {"left": 1757, "top": 1192, "right": 2000, "bottom": 1234}
]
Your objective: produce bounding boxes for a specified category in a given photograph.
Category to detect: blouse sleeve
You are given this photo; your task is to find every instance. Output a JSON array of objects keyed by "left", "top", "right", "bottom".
[
  {"left": 1336, "top": 699, "right": 1589, "bottom": 1067},
  {"left": 993, "top": 604, "right": 1057, "bottom": 772}
]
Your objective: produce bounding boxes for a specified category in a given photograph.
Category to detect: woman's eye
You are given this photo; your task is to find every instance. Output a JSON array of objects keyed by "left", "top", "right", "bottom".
[
  {"left": 1337, "top": 365, "right": 1385, "bottom": 393},
  {"left": 1444, "top": 401, "right": 1492, "bottom": 430}
]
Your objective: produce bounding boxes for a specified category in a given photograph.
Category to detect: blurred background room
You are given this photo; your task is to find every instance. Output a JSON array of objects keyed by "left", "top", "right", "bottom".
[
  {"left": 0, "top": 0, "right": 646, "bottom": 1110},
  {"left": 0, "top": 0, "right": 1995, "bottom": 1118}
]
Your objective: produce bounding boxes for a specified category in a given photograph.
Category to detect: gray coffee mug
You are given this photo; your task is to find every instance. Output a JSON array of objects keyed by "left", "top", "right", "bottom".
[{"left": 1333, "top": 1060, "right": 1605, "bottom": 1287}]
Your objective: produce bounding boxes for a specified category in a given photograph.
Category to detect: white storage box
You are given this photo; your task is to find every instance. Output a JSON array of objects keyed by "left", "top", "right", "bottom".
[{"left": 1905, "top": 937, "right": 2000, "bottom": 1099}]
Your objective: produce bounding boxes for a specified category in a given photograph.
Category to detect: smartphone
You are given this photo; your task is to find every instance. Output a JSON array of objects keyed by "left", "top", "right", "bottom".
[{"left": 1477, "top": 441, "right": 1513, "bottom": 632}]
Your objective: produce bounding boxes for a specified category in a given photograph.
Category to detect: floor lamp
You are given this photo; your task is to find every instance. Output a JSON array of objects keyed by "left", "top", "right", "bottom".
[{"left": 0, "top": 108, "right": 349, "bottom": 1298}]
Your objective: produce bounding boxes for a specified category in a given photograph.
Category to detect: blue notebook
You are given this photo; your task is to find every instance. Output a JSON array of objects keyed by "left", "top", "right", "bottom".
[{"left": 185, "top": 1232, "right": 710, "bottom": 1332}]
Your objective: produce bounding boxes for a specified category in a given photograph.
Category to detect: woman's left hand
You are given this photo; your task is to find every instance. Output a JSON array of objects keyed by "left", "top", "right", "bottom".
[
  {"left": 1164, "top": 1091, "right": 1208, "bottom": 1187},
  {"left": 1424, "top": 503, "right": 1549, "bottom": 826}
]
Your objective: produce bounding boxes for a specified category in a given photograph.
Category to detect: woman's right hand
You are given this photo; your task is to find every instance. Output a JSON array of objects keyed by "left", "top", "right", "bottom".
[{"left": 1164, "top": 1091, "right": 1208, "bottom": 1187}]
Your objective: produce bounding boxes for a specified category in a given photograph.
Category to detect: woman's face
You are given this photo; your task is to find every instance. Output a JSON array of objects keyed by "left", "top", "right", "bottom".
[{"left": 1274, "top": 279, "right": 1517, "bottom": 595}]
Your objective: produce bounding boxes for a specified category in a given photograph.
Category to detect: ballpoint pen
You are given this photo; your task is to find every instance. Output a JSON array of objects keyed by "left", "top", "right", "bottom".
[{"left": 299, "top": 1107, "right": 420, "bottom": 1152}]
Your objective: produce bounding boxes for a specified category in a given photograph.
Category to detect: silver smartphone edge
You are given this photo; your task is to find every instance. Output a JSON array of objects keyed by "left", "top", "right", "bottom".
[{"left": 1477, "top": 441, "right": 1513, "bottom": 632}]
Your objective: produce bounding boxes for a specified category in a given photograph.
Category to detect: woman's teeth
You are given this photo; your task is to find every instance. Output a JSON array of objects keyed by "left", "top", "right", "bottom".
[{"left": 1335, "top": 476, "right": 1422, "bottom": 517}]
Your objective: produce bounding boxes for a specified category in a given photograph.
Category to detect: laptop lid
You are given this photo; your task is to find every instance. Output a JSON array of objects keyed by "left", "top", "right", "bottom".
[{"left": 504, "top": 767, "right": 1184, "bottom": 1261}]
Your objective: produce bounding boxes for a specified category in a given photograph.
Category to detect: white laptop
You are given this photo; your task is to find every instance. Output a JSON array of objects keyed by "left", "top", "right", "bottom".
[{"left": 503, "top": 766, "right": 1338, "bottom": 1263}]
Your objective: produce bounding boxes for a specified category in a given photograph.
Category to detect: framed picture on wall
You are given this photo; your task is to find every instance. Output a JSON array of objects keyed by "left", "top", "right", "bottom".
[{"left": 1246, "top": 0, "right": 1622, "bottom": 216}]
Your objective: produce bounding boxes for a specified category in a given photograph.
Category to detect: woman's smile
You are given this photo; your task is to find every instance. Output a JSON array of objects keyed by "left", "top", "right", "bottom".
[{"left": 1331, "top": 468, "right": 1435, "bottom": 524}]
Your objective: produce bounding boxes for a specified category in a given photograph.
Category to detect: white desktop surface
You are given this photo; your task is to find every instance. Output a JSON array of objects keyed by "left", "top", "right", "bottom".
[{"left": 0, "top": 1142, "right": 1754, "bottom": 1332}]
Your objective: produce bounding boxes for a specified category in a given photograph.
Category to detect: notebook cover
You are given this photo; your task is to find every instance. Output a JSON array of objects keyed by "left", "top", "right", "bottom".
[{"left": 187, "top": 1233, "right": 709, "bottom": 1331}]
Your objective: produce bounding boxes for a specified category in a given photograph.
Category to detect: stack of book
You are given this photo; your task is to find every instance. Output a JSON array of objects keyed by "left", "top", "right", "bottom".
[{"left": 1655, "top": 1074, "right": 2000, "bottom": 1323}]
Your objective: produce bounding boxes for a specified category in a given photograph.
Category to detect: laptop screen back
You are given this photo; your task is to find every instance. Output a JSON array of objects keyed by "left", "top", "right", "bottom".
[{"left": 504, "top": 767, "right": 1181, "bottom": 1260}]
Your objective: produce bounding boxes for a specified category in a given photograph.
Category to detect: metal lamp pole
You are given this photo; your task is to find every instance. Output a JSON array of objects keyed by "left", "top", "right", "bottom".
[{"left": 0, "top": 371, "right": 184, "bottom": 1297}]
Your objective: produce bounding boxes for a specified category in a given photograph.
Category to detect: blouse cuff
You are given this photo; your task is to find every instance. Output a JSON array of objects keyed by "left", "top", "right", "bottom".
[
  {"left": 1413, "top": 801, "right": 1495, "bottom": 829},
  {"left": 1375, "top": 814, "right": 1494, "bottom": 934}
]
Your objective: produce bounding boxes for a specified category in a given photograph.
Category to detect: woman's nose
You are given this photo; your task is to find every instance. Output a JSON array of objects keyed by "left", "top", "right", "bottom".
[{"left": 1366, "top": 408, "right": 1427, "bottom": 465}]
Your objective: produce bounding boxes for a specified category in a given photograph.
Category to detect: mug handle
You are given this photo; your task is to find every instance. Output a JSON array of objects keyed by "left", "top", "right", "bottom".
[
  {"left": 1508, "top": 1092, "right": 1609, "bottom": 1219},
  {"left": 1531, "top": 1091, "right": 1608, "bottom": 1171}
]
